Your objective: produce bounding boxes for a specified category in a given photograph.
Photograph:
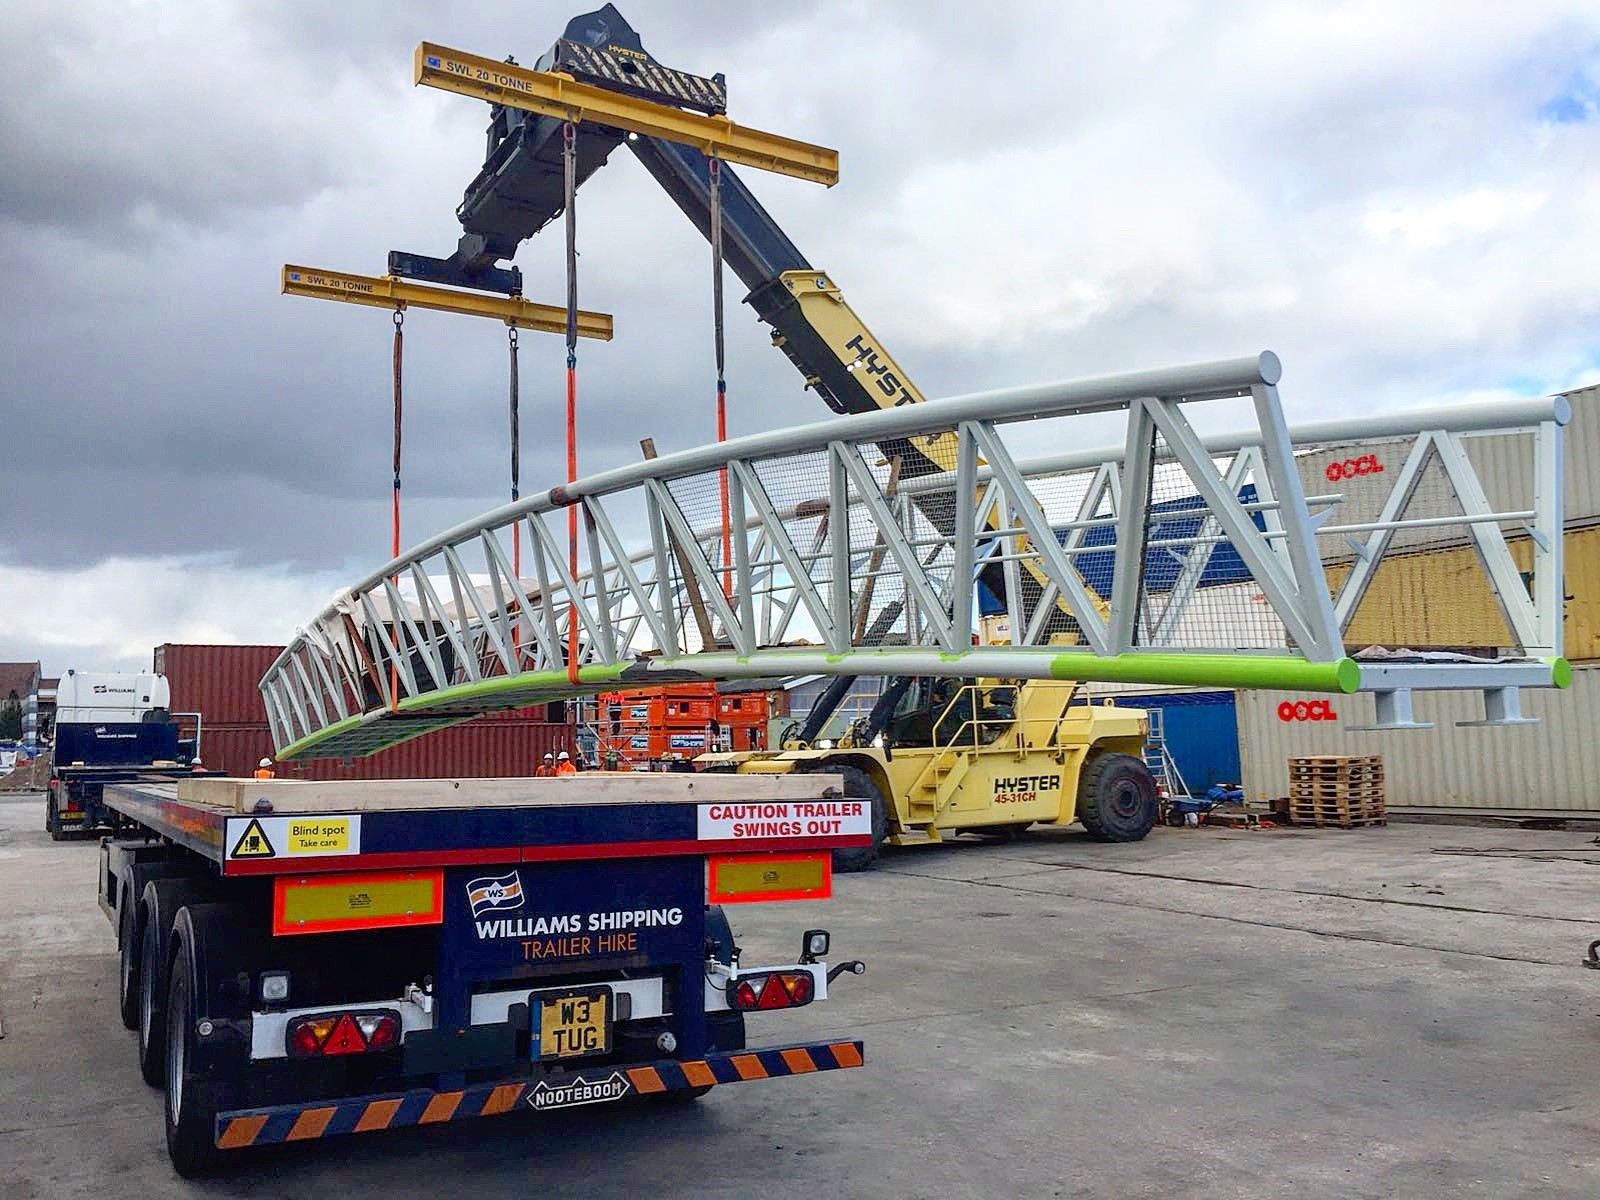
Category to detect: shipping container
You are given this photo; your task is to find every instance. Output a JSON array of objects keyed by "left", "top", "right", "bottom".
[
  {"left": 196, "top": 720, "right": 576, "bottom": 781},
  {"left": 1235, "top": 664, "right": 1600, "bottom": 815},
  {"left": 157, "top": 643, "right": 563, "bottom": 727},
  {"left": 155, "top": 644, "right": 282, "bottom": 725},
  {"left": 1290, "top": 386, "right": 1596, "bottom": 562},
  {"left": 1110, "top": 690, "right": 1241, "bottom": 793},
  {"left": 1326, "top": 525, "right": 1600, "bottom": 660}
]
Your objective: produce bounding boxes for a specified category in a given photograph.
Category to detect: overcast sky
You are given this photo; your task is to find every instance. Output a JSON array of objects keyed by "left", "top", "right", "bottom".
[{"left": 2, "top": 0, "right": 1598, "bottom": 675}]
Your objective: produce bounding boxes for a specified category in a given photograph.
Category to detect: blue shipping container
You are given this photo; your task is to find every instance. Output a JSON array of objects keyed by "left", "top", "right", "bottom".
[{"left": 1119, "top": 691, "right": 1240, "bottom": 793}]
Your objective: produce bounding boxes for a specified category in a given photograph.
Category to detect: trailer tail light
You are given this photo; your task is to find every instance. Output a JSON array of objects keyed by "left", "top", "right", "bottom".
[
  {"left": 729, "top": 971, "right": 816, "bottom": 1011},
  {"left": 286, "top": 1009, "right": 401, "bottom": 1058}
]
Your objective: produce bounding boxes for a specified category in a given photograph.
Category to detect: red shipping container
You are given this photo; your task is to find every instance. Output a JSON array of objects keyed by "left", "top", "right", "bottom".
[
  {"left": 157, "top": 643, "right": 562, "bottom": 729},
  {"left": 196, "top": 722, "right": 576, "bottom": 781},
  {"left": 156, "top": 644, "right": 280, "bottom": 724}
]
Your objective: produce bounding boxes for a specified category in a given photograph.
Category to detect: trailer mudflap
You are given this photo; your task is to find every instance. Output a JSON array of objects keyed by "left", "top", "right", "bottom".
[{"left": 214, "top": 1039, "right": 865, "bottom": 1149}]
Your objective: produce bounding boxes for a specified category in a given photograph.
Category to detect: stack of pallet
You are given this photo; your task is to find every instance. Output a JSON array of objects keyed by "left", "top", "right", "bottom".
[{"left": 1287, "top": 755, "right": 1386, "bottom": 828}]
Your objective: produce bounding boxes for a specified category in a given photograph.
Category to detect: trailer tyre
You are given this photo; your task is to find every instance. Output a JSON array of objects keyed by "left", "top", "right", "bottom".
[
  {"left": 801, "top": 763, "right": 885, "bottom": 873},
  {"left": 1078, "top": 752, "right": 1158, "bottom": 843},
  {"left": 46, "top": 788, "right": 64, "bottom": 841},
  {"left": 164, "top": 930, "right": 221, "bottom": 1177},
  {"left": 118, "top": 895, "right": 141, "bottom": 1030},
  {"left": 137, "top": 879, "right": 208, "bottom": 1086}
]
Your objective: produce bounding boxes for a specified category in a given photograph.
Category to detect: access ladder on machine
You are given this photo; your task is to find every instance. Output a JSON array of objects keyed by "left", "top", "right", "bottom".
[{"left": 1142, "top": 708, "right": 1189, "bottom": 801}]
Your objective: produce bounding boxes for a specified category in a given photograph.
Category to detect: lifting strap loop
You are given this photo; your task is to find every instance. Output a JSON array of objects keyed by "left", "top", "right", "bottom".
[
  {"left": 709, "top": 155, "right": 731, "bottom": 596},
  {"left": 562, "top": 120, "right": 581, "bottom": 685},
  {"left": 508, "top": 321, "right": 520, "bottom": 574},
  {"left": 389, "top": 305, "right": 405, "bottom": 710}
]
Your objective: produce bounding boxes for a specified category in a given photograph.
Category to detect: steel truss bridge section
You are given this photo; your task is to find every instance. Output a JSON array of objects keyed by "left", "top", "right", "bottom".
[{"left": 260, "top": 354, "right": 1571, "bottom": 760}]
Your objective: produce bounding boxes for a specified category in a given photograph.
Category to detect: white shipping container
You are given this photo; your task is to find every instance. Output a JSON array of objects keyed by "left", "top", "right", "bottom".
[{"left": 1236, "top": 665, "right": 1600, "bottom": 815}]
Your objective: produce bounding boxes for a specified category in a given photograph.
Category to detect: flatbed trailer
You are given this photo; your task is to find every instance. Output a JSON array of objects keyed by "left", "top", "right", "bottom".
[
  {"left": 97, "top": 772, "right": 870, "bottom": 1175},
  {"left": 48, "top": 763, "right": 204, "bottom": 841}
]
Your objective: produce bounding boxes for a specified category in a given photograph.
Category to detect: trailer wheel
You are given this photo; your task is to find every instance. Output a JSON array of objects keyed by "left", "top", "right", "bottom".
[
  {"left": 164, "top": 931, "right": 221, "bottom": 1177},
  {"left": 46, "top": 788, "right": 64, "bottom": 841},
  {"left": 799, "top": 763, "right": 885, "bottom": 873},
  {"left": 118, "top": 895, "right": 142, "bottom": 1030},
  {"left": 137, "top": 879, "right": 208, "bottom": 1086},
  {"left": 1077, "top": 752, "right": 1158, "bottom": 843}
]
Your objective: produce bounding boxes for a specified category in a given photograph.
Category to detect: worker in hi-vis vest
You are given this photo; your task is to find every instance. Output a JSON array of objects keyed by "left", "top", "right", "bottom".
[
  {"left": 254, "top": 758, "right": 275, "bottom": 780},
  {"left": 555, "top": 751, "right": 578, "bottom": 776},
  {"left": 535, "top": 752, "right": 555, "bottom": 777}
]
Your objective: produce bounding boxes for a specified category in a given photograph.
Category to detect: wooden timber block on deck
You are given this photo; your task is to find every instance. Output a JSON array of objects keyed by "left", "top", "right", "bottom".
[{"left": 176, "top": 772, "right": 843, "bottom": 814}]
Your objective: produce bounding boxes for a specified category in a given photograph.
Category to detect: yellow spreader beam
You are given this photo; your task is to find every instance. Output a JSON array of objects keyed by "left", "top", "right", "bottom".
[
  {"left": 281, "top": 265, "right": 614, "bottom": 338},
  {"left": 413, "top": 42, "right": 839, "bottom": 187}
]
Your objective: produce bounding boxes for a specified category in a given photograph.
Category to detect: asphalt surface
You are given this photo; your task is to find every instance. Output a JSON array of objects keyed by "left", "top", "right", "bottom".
[{"left": 4, "top": 788, "right": 1600, "bottom": 1198}]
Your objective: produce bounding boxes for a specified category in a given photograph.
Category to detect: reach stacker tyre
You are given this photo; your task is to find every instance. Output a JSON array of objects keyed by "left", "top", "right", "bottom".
[
  {"left": 801, "top": 763, "right": 886, "bottom": 873},
  {"left": 1077, "top": 752, "right": 1158, "bottom": 843}
]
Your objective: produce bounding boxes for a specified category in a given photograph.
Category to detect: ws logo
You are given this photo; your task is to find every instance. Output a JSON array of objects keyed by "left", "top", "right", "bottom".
[{"left": 466, "top": 871, "right": 525, "bottom": 917}]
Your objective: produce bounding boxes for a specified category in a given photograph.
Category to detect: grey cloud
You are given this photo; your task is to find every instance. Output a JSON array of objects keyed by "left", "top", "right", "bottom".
[{"left": 5, "top": 0, "right": 1600, "bottom": 672}]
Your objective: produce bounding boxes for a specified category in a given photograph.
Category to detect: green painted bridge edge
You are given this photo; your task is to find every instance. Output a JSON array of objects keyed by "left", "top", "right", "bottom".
[{"left": 1049, "top": 652, "right": 1362, "bottom": 694}]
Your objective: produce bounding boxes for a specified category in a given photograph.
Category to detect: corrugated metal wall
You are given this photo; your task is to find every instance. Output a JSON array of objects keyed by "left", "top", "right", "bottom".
[
  {"left": 1326, "top": 525, "right": 1600, "bottom": 659},
  {"left": 1236, "top": 665, "right": 1600, "bottom": 813},
  {"left": 157, "top": 643, "right": 575, "bottom": 780},
  {"left": 156, "top": 643, "right": 282, "bottom": 724},
  {"left": 1121, "top": 691, "right": 1241, "bottom": 791},
  {"left": 1291, "top": 387, "right": 1598, "bottom": 557},
  {"left": 198, "top": 722, "right": 575, "bottom": 781}
]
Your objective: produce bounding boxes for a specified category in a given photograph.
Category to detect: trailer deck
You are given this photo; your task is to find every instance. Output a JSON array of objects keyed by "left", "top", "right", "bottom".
[{"left": 94, "top": 773, "right": 871, "bottom": 1174}]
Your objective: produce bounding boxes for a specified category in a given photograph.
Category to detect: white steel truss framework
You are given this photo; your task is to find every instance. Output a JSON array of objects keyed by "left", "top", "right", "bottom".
[{"left": 260, "top": 354, "right": 1572, "bottom": 759}]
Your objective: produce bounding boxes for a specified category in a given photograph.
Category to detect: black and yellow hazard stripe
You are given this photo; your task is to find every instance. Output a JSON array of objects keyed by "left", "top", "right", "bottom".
[{"left": 213, "top": 1040, "right": 864, "bottom": 1150}]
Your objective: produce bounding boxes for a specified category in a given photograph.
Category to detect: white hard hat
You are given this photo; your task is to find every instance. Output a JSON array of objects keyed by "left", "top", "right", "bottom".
[
  {"left": 557, "top": 751, "right": 570, "bottom": 760},
  {"left": 258, "top": 758, "right": 272, "bottom": 767},
  {"left": 191, "top": 757, "right": 203, "bottom": 765},
  {"left": 543, "top": 752, "right": 554, "bottom": 760}
]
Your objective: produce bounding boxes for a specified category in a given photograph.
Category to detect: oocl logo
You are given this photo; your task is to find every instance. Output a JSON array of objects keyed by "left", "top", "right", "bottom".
[
  {"left": 1277, "top": 699, "right": 1338, "bottom": 722},
  {"left": 1325, "top": 453, "right": 1383, "bottom": 482}
]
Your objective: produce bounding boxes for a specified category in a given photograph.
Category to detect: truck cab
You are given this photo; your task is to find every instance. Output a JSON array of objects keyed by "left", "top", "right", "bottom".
[{"left": 47, "top": 670, "right": 197, "bottom": 839}]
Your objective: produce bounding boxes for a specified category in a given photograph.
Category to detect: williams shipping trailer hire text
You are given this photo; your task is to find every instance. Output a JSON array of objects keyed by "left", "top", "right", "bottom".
[
  {"left": 96, "top": 772, "right": 869, "bottom": 1174},
  {"left": 46, "top": 670, "right": 203, "bottom": 839}
]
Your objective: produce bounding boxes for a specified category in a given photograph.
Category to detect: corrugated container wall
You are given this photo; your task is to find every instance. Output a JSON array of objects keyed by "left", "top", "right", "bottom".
[
  {"left": 1290, "top": 387, "right": 1598, "bottom": 565},
  {"left": 1235, "top": 665, "right": 1600, "bottom": 814},
  {"left": 158, "top": 644, "right": 575, "bottom": 780},
  {"left": 1326, "top": 525, "right": 1600, "bottom": 660},
  {"left": 197, "top": 722, "right": 575, "bottom": 781},
  {"left": 157, "top": 643, "right": 564, "bottom": 726},
  {"left": 156, "top": 644, "right": 282, "bottom": 724}
]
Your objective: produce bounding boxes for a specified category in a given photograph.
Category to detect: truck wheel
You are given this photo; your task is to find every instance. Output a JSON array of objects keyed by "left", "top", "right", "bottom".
[
  {"left": 137, "top": 879, "right": 207, "bottom": 1086},
  {"left": 1078, "top": 753, "right": 1158, "bottom": 843},
  {"left": 802, "top": 763, "right": 886, "bottom": 873},
  {"left": 46, "top": 789, "right": 64, "bottom": 841},
  {"left": 118, "top": 895, "right": 142, "bottom": 1030},
  {"left": 164, "top": 931, "right": 221, "bottom": 1177}
]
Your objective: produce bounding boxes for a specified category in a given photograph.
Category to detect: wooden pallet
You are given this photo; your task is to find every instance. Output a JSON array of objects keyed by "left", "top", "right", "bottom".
[
  {"left": 1289, "top": 796, "right": 1387, "bottom": 828},
  {"left": 1286, "top": 753, "right": 1386, "bottom": 828}
]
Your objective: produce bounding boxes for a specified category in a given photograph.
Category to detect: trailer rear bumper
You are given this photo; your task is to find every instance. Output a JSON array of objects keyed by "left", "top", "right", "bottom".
[{"left": 213, "top": 1038, "right": 864, "bottom": 1150}]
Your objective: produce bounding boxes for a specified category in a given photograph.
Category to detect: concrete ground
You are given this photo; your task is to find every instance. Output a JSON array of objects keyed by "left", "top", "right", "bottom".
[{"left": 4, "top": 790, "right": 1600, "bottom": 1199}]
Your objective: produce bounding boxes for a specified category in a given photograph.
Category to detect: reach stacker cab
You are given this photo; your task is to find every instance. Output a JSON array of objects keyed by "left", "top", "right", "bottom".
[{"left": 96, "top": 773, "right": 868, "bottom": 1175}]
